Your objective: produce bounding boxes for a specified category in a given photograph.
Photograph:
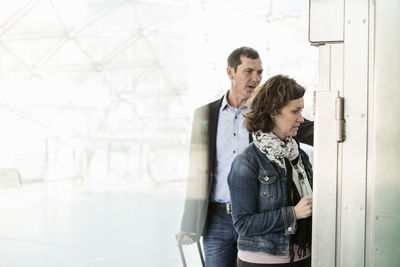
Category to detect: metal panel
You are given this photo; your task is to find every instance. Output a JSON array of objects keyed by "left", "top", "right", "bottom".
[
  {"left": 312, "top": 90, "right": 338, "bottom": 267},
  {"left": 317, "top": 44, "right": 344, "bottom": 93},
  {"left": 330, "top": 44, "right": 344, "bottom": 267},
  {"left": 318, "top": 46, "right": 331, "bottom": 91},
  {"left": 368, "top": 0, "right": 400, "bottom": 266},
  {"left": 312, "top": 43, "right": 344, "bottom": 267},
  {"left": 309, "top": 0, "right": 344, "bottom": 43},
  {"left": 364, "top": 3, "right": 376, "bottom": 266},
  {"left": 373, "top": 216, "right": 400, "bottom": 267},
  {"left": 340, "top": 0, "right": 369, "bottom": 266},
  {"left": 373, "top": 0, "right": 400, "bottom": 220},
  {"left": 311, "top": 1, "right": 400, "bottom": 267},
  {"left": 330, "top": 45, "right": 343, "bottom": 92}
]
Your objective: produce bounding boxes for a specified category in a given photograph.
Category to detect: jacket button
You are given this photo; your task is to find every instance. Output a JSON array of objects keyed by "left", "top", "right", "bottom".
[
  {"left": 288, "top": 227, "right": 293, "bottom": 232},
  {"left": 264, "top": 176, "right": 269, "bottom": 181}
]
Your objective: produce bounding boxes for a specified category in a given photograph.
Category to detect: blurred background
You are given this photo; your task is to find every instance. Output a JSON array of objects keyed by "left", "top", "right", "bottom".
[{"left": 0, "top": 0, "right": 318, "bottom": 266}]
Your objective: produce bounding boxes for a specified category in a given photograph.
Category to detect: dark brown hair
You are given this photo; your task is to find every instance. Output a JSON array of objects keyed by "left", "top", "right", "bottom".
[
  {"left": 227, "top": 47, "right": 260, "bottom": 71},
  {"left": 244, "top": 74, "right": 305, "bottom": 133}
]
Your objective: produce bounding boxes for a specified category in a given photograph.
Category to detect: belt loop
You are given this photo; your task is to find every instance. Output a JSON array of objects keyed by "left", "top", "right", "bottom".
[{"left": 226, "top": 203, "right": 231, "bottom": 214}]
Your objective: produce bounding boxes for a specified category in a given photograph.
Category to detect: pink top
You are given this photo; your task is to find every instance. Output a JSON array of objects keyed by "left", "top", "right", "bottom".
[{"left": 238, "top": 246, "right": 311, "bottom": 264}]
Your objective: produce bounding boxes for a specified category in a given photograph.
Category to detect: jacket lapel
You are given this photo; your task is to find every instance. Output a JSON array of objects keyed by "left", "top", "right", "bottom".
[{"left": 208, "top": 96, "right": 223, "bottom": 173}]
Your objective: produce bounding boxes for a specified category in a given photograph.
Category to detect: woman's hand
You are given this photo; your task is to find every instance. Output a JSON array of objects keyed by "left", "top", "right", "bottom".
[{"left": 294, "top": 195, "right": 313, "bottom": 220}]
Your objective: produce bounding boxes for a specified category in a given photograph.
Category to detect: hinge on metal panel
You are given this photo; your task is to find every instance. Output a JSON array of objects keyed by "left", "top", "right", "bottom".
[{"left": 336, "top": 96, "right": 345, "bottom": 142}]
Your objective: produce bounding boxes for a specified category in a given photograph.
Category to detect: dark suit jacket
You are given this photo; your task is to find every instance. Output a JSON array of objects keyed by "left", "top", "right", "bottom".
[{"left": 179, "top": 96, "right": 314, "bottom": 241}]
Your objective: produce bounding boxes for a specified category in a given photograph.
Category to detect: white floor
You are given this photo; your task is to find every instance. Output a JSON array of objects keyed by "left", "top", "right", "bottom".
[{"left": 0, "top": 179, "right": 202, "bottom": 267}]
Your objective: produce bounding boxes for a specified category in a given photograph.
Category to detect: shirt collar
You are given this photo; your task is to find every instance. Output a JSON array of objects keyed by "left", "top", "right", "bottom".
[{"left": 220, "top": 90, "right": 251, "bottom": 112}]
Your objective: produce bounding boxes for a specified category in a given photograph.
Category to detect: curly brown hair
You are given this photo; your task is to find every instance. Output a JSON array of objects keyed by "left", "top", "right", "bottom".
[{"left": 244, "top": 74, "right": 305, "bottom": 133}]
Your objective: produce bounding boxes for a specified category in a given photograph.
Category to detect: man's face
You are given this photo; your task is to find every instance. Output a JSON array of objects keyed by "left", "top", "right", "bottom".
[{"left": 227, "top": 55, "right": 263, "bottom": 100}]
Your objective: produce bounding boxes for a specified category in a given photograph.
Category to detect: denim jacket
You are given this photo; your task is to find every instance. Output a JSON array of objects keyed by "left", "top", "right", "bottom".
[{"left": 227, "top": 142, "right": 313, "bottom": 256}]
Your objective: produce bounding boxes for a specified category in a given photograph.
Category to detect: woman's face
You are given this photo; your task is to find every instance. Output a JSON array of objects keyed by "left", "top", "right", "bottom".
[{"left": 272, "top": 97, "right": 304, "bottom": 140}]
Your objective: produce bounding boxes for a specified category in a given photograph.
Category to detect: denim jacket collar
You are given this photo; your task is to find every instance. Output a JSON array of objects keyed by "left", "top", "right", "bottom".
[{"left": 252, "top": 144, "right": 287, "bottom": 177}]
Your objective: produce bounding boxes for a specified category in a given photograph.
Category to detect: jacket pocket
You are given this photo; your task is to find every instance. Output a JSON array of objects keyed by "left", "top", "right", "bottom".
[{"left": 258, "top": 170, "right": 279, "bottom": 199}]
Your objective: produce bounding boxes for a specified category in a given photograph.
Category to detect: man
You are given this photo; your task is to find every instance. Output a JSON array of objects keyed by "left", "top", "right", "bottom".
[{"left": 177, "top": 47, "right": 314, "bottom": 267}]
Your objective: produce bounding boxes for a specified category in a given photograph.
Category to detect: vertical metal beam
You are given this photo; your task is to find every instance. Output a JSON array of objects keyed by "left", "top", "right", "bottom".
[
  {"left": 312, "top": 90, "right": 339, "bottom": 267},
  {"left": 367, "top": 0, "right": 400, "bottom": 266},
  {"left": 340, "top": 0, "right": 369, "bottom": 266},
  {"left": 311, "top": 39, "right": 344, "bottom": 266}
]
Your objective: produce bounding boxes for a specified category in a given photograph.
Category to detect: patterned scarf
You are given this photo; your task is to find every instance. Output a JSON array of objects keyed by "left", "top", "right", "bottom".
[{"left": 252, "top": 131, "right": 299, "bottom": 169}]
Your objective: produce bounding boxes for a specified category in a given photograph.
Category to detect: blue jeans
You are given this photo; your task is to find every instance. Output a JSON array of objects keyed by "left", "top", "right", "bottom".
[{"left": 203, "top": 208, "right": 238, "bottom": 267}]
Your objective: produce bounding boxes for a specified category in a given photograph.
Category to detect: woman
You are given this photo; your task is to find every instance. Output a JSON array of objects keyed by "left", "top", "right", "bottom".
[{"left": 228, "top": 74, "right": 313, "bottom": 267}]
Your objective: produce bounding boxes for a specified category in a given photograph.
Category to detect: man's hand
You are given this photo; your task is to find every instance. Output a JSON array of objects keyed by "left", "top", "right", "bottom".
[{"left": 176, "top": 232, "right": 196, "bottom": 245}]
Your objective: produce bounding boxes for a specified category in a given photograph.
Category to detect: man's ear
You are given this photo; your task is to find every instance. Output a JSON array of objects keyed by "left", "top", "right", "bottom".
[{"left": 227, "top": 66, "right": 234, "bottom": 80}]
